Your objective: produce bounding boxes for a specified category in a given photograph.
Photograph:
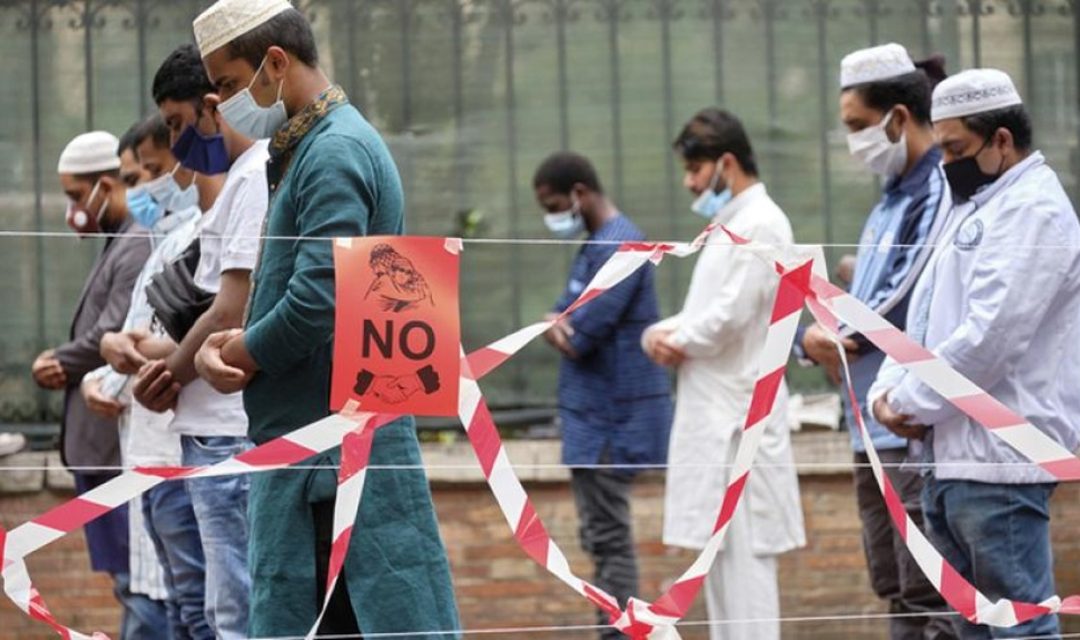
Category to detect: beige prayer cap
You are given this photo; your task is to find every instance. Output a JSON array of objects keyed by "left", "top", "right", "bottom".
[
  {"left": 57, "top": 131, "right": 120, "bottom": 175},
  {"left": 840, "top": 43, "right": 916, "bottom": 89},
  {"left": 194, "top": 0, "right": 293, "bottom": 58},
  {"left": 932, "top": 69, "right": 1022, "bottom": 122}
]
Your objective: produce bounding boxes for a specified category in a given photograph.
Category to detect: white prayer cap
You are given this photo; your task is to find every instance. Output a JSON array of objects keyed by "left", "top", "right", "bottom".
[
  {"left": 56, "top": 131, "right": 120, "bottom": 175},
  {"left": 194, "top": 0, "right": 293, "bottom": 58},
  {"left": 931, "top": 68, "right": 1022, "bottom": 122},
  {"left": 840, "top": 43, "right": 916, "bottom": 89}
]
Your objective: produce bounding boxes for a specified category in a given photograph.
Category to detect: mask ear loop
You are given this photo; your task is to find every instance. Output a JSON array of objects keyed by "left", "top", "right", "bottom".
[
  {"left": 968, "top": 135, "right": 1002, "bottom": 177},
  {"left": 182, "top": 165, "right": 197, "bottom": 189},
  {"left": 87, "top": 179, "right": 109, "bottom": 226},
  {"left": 249, "top": 55, "right": 270, "bottom": 91},
  {"left": 880, "top": 108, "right": 898, "bottom": 142},
  {"left": 986, "top": 133, "right": 1007, "bottom": 177},
  {"left": 707, "top": 157, "right": 725, "bottom": 194},
  {"left": 250, "top": 53, "right": 284, "bottom": 105}
]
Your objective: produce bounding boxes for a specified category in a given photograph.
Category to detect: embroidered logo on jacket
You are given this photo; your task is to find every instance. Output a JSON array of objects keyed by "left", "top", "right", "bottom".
[{"left": 954, "top": 219, "right": 984, "bottom": 250}]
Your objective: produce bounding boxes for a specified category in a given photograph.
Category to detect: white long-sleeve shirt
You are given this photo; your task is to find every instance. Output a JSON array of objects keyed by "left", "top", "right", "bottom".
[
  {"left": 871, "top": 152, "right": 1080, "bottom": 484},
  {"left": 653, "top": 183, "right": 806, "bottom": 553}
]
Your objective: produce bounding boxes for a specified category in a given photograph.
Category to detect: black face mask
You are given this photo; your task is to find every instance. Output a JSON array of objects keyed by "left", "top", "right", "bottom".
[{"left": 943, "top": 138, "right": 1004, "bottom": 203}]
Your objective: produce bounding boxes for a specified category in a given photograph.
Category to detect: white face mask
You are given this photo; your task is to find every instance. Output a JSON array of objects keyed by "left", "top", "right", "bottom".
[
  {"left": 218, "top": 55, "right": 289, "bottom": 140},
  {"left": 846, "top": 109, "right": 908, "bottom": 177},
  {"left": 146, "top": 165, "right": 199, "bottom": 212},
  {"left": 543, "top": 198, "right": 585, "bottom": 239}
]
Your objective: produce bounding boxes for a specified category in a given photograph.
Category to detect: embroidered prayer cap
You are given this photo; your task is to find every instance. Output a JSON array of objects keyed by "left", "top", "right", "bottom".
[
  {"left": 931, "top": 68, "right": 1022, "bottom": 122},
  {"left": 194, "top": 0, "right": 293, "bottom": 57},
  {"left": 57, "top": 131, "right": 120, "bottom": 175},
  {"left": 840, "top": 43, "right": 916, "bottom": 89}
]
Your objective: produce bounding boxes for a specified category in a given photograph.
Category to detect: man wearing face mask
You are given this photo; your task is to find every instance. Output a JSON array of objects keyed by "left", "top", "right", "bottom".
[
  {"left": 868, "top": 69, "right": 1080, "bottom": 640},
  {"left": 796, "top": 44, "right": 956, "bottom": 640},
  {"left": 189, "top": 0, "right": 459, "bottom": 636},
  {"left": 533, "top": 152, "right": 672, "bottom": 640},
  {"left": 128, "top": 42, "right": 266, "bottom": 640},
  {"left": 641, "top": 109, "right": 804, "bottom": 640},
  {"left": 35, "top": 130, "right": 157, "bottom": 638},
  {"left": 82, "top": 115, "right": 215, "bottom": 640}
]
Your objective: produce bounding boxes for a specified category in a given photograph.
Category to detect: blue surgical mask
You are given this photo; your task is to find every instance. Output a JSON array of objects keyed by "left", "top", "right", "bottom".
[
  {"left": 543, "top": 199, "right": 585, "bottom": 239},
  {"left": 126, "top": 186, "right": 164, "bottom": 229},
  {"left": 690, "top": 162, "right": 732, "bottom": 220},
  {"left": 691, "top": 188, "right": 732, "bottom": 220},
  {"left": 172, "top": 123, "right": 230, "bottom": 175},
  {"left": 218, "top": 55, "right": 289, "bottom": 140},
  {"left": 145, "top": 165, "right": 200, "bottom": 213}
]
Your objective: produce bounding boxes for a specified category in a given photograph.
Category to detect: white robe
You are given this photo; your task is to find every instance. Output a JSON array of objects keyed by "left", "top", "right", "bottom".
[
  {"left": 652, "top": 182, "right": 806, "bottom": 552},
  {"left": 646, "top": 183, "right": 806, "bottom": 639}
]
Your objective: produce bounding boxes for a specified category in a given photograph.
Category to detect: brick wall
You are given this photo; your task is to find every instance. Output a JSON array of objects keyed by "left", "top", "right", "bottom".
[{"left": 2, "top": 435, "right": 1079, "bottom": 639}]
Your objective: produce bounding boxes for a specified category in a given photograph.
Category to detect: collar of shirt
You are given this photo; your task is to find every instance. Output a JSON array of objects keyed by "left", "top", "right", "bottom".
[
  {"left": 886, "top": 145, "right": 943, "bottom": 197},
  {"left": 270, "top": 85, "right": 349, "bottom": 161},
  {"left": 152, "top": 205, "right": 199, "bottom": 236},
  {"left": 581, "top": 213, "right": 628, "bottom": 256},
  {"left": 712, "top": 182, "right": 767, "bottom": 226},
  {"left": 970, "top": 150, "right": 1045, "bottom": 208},
  {"left": 105, "top": 214, "right": 136, "bottom": 249},
  {"left": 587, "top": 213, "right": 625, "bottom": 239}
]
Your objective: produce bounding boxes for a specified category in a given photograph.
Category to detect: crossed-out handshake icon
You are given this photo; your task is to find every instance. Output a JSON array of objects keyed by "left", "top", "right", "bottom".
[{"left": 354, "top": 364, "right": 441, "bottom": 405}]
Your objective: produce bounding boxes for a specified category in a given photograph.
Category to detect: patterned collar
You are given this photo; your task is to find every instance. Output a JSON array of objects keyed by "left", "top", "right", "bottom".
[{"left": 269, "top": 84, "right": 349, "bottom": 162}]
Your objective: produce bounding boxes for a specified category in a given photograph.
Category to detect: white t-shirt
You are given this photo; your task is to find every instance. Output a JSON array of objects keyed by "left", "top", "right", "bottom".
[{"left": 171, "top": 140, "right": 270, "bottom": 437}]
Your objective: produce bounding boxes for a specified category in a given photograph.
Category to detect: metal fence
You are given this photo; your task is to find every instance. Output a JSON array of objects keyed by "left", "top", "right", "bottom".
[{"left": 1, "top": 0, "right": 1078, "bottom": 423}]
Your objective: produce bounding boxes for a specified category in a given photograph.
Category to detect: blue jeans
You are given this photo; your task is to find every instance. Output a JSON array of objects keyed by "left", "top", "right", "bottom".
[
  {"left": 142, "top": 480, "right": 214, "bottom": 639},
  {"left": 182, "top": 435, "right": 252, "bottom": 640},
  {"left": 112, "top": 571, "right": 167, "bottom": 640},
  {"left": 922, "top": 478, "right": 1059, "bottom": 639}
]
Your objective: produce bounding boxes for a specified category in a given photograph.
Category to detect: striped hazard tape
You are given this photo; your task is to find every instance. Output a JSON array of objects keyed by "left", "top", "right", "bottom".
[
  {"left": 7, "top": 218, "right": 1080, "bottom": 639},
  {"left": 801, "top": 262, "right": 1080, "bottom": 628}
]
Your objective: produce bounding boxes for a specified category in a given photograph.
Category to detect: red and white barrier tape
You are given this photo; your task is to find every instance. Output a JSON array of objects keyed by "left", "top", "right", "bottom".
[
  {"left": 7, "top": 218, "right": 1080, "bottom": 638},
  {"left": 305, "top": 403, "right": 389, "bottom": 640},
  {"left": 799, "top": 264, "right": 1080, "bottom": 628},
  {"left": 2, "top": 410, "right": 382, "bottom": 637},
  {"left": 719, "top": 230, "right": 1080, "bottom": 629},
  {"left": 454, "top": 250, "right": 814, "bottom": 639}
]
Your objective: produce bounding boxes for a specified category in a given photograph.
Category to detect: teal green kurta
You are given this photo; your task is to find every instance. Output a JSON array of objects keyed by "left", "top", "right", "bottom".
[{"left": 243, "top": 101, "right": 460, "bottom": 637}]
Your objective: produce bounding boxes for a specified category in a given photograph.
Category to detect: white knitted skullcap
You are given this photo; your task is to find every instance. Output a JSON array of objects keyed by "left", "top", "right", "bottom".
[
  {"left": 932, "top": 68, "right": 1022, "bottom": 121},
  {"left": 56, "top": 131, "right": 120, "bottom": 175},
  {"left": 194, "top": 0, "right": 293, "bottom": 57},
  {"left": 840, "top": 43, "right": 916, "bottom": 89}
]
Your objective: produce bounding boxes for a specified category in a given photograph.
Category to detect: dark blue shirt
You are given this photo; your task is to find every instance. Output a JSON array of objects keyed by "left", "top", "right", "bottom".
[{"left": 552, "top": 214, "right": 673, "bottom": 472}]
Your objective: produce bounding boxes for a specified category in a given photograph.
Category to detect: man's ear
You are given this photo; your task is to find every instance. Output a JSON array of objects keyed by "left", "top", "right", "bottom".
[
  {"left": 265, "top": 45, "right": 291, "bottom": 84},
  {"left": 203, "top": 93, "right": 222, "bottom": 111},
  {"left": 994, "top": 126, "right": 1015, "bottom": 154},
  {"left": 203, "top": 93, "right": 226, "bottom": 129},
  {"left": 891, "top": 104, "right": 912, "bottom": 136},
  {"left": 98, "top": 174, "right": 119, "bottom": 198}
]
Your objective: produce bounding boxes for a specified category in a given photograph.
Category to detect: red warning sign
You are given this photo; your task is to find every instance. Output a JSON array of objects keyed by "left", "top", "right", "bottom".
[{"left": 331, "top": 236, "right": 461, "bottom": 416}]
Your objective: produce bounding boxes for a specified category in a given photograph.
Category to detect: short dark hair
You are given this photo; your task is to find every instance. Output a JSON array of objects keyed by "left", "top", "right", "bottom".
[
  {"left": 224, "top": 9, "right": 319, "bottom": 70},
  {"left": 673, "top": 108, "right": 758, "bottom": 176},
  {"left": 961, "top": 105, "right": 1033, "bottom": 151},
  {"left": 844, "top": 56, "right": 947, "bottom": 125},
  {"left": 532, "top": 152, "right": 603, "bottom": 194},
  {"left": 118, "top": 122, "right": 141, "bottom": 155},
  {"left": 152, "top": 44, "right": 213, "bottom": 106},
  {"left": 132, "top": 115, "right": 171, "bottom": 151}
]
